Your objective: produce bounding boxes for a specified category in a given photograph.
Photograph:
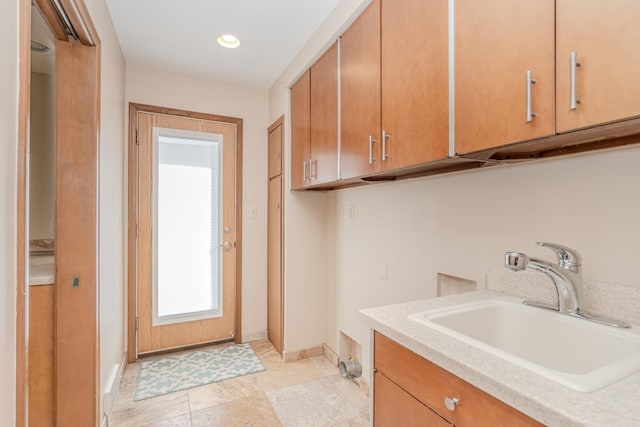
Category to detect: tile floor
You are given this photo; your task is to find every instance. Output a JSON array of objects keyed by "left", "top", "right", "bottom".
[{"left": 110, "top": 340, "right": 370, "bottom": 427}]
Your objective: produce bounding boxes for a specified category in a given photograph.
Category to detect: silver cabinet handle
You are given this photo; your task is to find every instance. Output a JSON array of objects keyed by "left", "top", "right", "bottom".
[
  {"left": 310, "top": 159, "right": 318, "bottom": 180},
  {"left": 303, "top": 161, "right": 309, "bottom": 181},
  {"left": 382, "top": 130, "right": 391, "bottom": 160},
  {"left": 570, "top": 51, "right": 581, "bottom": 110},
  {"left": 368, "top": 135, "right": 376, "bottom": 165},
  {"left": 444, "top": 397, "right": 460, "bottom": 412},
  {"left": 526, "top": 70, "right": 537, "bottom": 123}
]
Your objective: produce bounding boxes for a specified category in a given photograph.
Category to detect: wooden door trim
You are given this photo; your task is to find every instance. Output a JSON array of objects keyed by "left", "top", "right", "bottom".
[
  {"left": 17, "top": 0, "right": 101, "bottom": 424},
  {"left": 268, "top": 115, "right": 284, "bottom": 134},
  {"left": 127, "top": 103, "right": 244, "bottom": 362},
  {"left": 16, "top": 0, "right": 31, "bottom": 424},
  {"left": 267, "top": 116, "right": 284, "bottom": 354}
]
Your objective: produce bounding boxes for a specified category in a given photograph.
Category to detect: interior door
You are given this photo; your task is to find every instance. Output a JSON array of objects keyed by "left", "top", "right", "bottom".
[
  {"left": 137, "top": 111, "right": 237, "bottom": 354},
  {"left": 267, "top": 118, "right": 284, "bottom": 353}
]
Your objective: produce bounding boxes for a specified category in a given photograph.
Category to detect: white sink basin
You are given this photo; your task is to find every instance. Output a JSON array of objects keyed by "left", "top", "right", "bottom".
[{"left": 409, "top": 298, "right": 640, "bottom": 392}]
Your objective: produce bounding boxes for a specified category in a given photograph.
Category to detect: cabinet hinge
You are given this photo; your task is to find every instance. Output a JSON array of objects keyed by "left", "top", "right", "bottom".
[{"left": 135, "top": 317, "right": 139, "bottom": 332}]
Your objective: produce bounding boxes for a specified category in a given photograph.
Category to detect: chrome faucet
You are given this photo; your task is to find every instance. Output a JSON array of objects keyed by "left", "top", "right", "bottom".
[{"left": 505, "top": 242, "right": 630, "bottom": 328}]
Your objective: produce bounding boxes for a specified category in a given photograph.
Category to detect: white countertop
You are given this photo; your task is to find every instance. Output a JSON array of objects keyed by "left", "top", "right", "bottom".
[
  {"left": 29, "top": 255, "right": 54, "bottom": 286},
  {"left": 360, "top": 290, "right": 640, "bottom": 427}
]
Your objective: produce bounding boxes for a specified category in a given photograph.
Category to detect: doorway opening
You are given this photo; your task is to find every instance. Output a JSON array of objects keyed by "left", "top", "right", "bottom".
[{"left": 128, "top": 104, "right": 244, "bottom": 361}]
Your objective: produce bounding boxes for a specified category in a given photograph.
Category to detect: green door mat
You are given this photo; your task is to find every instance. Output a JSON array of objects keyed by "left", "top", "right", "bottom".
[{"left": 134, "top": 343, "right": 265, "bottom": 401}]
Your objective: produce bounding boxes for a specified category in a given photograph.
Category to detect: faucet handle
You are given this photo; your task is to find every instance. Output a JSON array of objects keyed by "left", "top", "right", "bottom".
[{"left": 536, "top": 242, "right": 582, "bottom": 270}]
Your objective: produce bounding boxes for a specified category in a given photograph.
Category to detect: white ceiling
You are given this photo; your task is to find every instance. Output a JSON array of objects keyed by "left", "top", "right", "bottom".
[{"left": 105, "top": 0, "right": 343, "bottom": 89}]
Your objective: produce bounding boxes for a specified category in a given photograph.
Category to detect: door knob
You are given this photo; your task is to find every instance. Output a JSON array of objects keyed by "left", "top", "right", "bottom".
[{"left": 219, "top": 241, "right": 233, "bottom": 250}]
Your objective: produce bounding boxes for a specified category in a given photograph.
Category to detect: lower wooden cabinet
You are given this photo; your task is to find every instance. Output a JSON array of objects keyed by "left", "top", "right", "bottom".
[
  {"left": 374, "top": 332, "right": 543, "bottom": 427},
  {"left": 375, "top": 371, "right": 452, "bottom": 427}
]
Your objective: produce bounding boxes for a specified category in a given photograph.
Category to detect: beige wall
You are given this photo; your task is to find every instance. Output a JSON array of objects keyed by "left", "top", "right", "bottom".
[
  {"left": 269, "top": 0, "right": 640, "bottom": 379},
  {"left": 84, "top": 0, "right": 127, "bottom": 421},
  {"left": 0, "top": 0, "right": 19, "bottom": 424},
  {"left": 125, "top": 64, "right": 270, "bottom": 341},
  {"left": 29, "top": 72, "right": 55, "bottom": 240},
  {"left": 330, "top": 146, "right": 640, "bottom": 379},
  {"left": 268, "top": 0, "right": 370, "bottom": 356}
]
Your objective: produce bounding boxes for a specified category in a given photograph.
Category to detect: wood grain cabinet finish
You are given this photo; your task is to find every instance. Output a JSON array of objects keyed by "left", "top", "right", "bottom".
[
  {"left": 268, "top": 120, "right": 282, "bottom": 179},
  {"left": 339, "top": 0, "right": 382, "bottom": 179},
  {"left": 374, "top": 333, "right": 543, "bottom": 427},
  {"left": 375, "top": 371, "right": 452, "bottom": 427},
  {"left": 556, "top": 0, "right": 640, "bottom": 133},
  {"left": 454, "top": 0, "right": 555, "bottom": 154},
  {"left": 309, "top": 42, "right": 339, "bottom": 184},
  {"left": 380, "top": 0, "right": 449, "bottom": 169},
  {"left": 341, "top": 0, "right": 449, "bottom": 179},
  {"left": 290, "top": 70, "right": 311, "bottom": 189}
]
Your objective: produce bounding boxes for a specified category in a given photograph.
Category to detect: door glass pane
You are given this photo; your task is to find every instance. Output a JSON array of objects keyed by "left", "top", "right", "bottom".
[{"left": 153, "top": 130, "right": 222, "bottom": 322}]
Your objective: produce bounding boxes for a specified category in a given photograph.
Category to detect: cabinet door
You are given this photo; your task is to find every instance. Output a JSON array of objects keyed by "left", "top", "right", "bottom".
[
  {"left": 381, "top": 0, "right": 449, "bottom": 169},
  {"left": 375, "top": 333, "right": 543, "bottom": 427},
  {"left": 310, "top": 42, "right": 339, "bottom": 184},
  {"left": 290, "top": 71, "right": 311, "bottom": 189},
  {"left": 268, "top": 119, "right": 282, "bottom": 179},
  {"left": 556, "top": 0, "right": 640, "bottom": 132},
  {"left": 455, "top": 0, "right": 555, "bottom": 154},
  {"left": 375, "top": 372, "right": 452, "bottom": 427},
  {"left": 267, "top": 175, "right": 283, "bottom": 353},
  {"left": 340, "top": 0, "right": 381, "bottom": 179}
]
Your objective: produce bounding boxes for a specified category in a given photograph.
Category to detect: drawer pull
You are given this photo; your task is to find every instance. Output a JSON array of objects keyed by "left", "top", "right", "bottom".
[{"left": 444, "top": 396, "right": 460, "bottom": 412}]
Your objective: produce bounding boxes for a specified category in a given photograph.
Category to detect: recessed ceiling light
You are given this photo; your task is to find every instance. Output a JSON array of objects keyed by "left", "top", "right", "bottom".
[
  {"left": 31, "top": 39, "right": 50, "bottom": 53},
  {"left": 217, "top": 34, "right": 240, "bottom": 49}
]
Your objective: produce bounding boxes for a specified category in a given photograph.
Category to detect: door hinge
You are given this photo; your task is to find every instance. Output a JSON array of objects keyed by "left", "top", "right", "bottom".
[
  {"left": 136, "top": 223, "right": 139, "bottom": 238},
  {"left": 135, "top": 128, "right": 139, "bottom": 145},
  {"left": 135, "top": 317, "right": 139, "bottom": 332}
]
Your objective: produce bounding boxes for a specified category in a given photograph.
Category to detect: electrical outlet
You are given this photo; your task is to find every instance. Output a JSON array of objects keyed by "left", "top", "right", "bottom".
[
  {"left": 337, "top": 205, "right": 344, "bottom": 222},
  {"left": 347, "top": 204, "right": 355, "bottom": 222}
]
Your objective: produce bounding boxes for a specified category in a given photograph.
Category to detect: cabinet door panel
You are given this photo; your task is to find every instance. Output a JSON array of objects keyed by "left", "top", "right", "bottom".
[
  {"left": 556, "top": 0, "right": 640, "bottom": 132},
  {"left": 455, "top": 0, "right": 555, "bottom": 154},
  {"left": 381, "top": 0, "right": 449, "bottom": 168},
  {"left": 310, "top": 42, "right": 339, "bottom": 184},
  {"left": 375, "top": 333, "right": 543, "bottom": 427},
  {"left": 340, "top": 0, "right": 381, "bottom": 179},
  {"left": 267, "top": 176, "right": 283, "bottom": 353},
  {"left": 291, "top": 71, "right": 311, "bottom": 189},
  {"left": 268, "top": 120, "right": 282, "bottom": 179},
  {"left": 374, "top": 372, "right": 452, "bottom": 427}
]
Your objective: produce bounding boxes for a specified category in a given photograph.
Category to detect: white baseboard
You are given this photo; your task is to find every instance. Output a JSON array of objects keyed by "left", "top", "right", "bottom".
[
  {"left": 241, "top": 329, "right": 268, "bottom": 343},
  {"left": 102, "top": 352, "right": 127, "bottom": 426}
]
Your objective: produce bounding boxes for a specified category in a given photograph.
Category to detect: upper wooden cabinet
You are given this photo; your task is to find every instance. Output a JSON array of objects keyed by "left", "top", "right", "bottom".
[
  {"left": 454, "top": 0, "right": 555, "bottom": 155},
  {"left": 381, "top": 0, "right": 449, "bottom": 169},
  {"left": 340, "top": 0, "right": 381, "bottom": 179},
  {"left": 556, "top": 0, "right": 640, "bottom": 133},
  {"left": 310, "top": 42, "right": 339, "bottom": 184},
  {"left": 290, "top": 70, "right": 311, "bottom": 190},
  {"left": 341, "top": 0, "right": 449, "bottom": 179},
  {"left": 290, "top": 43, "right": 339, "bottom": 190}
]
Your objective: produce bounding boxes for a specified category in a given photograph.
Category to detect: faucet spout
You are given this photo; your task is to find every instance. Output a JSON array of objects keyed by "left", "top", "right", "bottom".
[
  {"left": 524, "top": 257, "right": 581, "bottom": 314},
  {"left": 504, "top": 243, "right": 631, "bottom": 328}
]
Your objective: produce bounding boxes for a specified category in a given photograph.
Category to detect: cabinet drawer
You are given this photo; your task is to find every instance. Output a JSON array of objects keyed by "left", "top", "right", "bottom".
[
  {"left": 375, "top": 371, "right": 452, "bottom": 427},
  {"left": 374, "top": 332, "right": 543, "bottom": 427}
]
